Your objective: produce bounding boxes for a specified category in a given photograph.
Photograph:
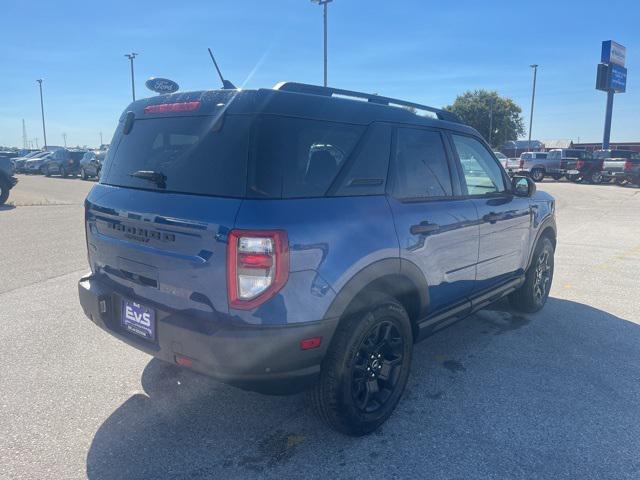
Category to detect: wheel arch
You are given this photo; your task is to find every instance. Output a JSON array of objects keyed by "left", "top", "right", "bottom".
[
  {"left": 526, "top": 218, "right": 557, "bottom": 270},
  {"left": 324, "top": 258, "right": 429, "bottom": 340}
]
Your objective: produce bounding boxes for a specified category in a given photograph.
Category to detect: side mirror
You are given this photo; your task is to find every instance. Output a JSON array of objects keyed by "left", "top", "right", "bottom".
[{"left": 512, "top": 175, "right": 536, "bottom": 197}]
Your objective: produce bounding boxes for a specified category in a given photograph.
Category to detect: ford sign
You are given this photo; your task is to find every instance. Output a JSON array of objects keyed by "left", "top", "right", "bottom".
[{"left": 145, "top": 77, "right": 179, "bottom": 94}]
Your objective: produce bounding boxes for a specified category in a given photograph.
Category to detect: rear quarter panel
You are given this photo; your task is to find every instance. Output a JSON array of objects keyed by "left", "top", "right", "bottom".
[{"left": 233, "top": 196, "right": 399, "bottom": 325}]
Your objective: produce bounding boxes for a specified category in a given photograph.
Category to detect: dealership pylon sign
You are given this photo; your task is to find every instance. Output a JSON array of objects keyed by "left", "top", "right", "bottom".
[{"left": 596, "top": 41, "right": 627, "bottom": 149}]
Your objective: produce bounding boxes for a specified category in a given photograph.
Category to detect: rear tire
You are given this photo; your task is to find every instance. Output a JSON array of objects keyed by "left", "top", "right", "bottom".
[
  {"left": 60, "top": 165, "right": 67, "bottom": 178},
  {"left": 309, "top": 294, "right": 413, "bottom": 436},
  {"left": 0, "top": 178, "right": 9, "bottom": 205},
  {"left": 81, "top": 168, "right": 88, "bottom": 180},
  {"left": 509, "top": 237, "right": 554, "bottom": 313},
  {"left": 551, "top": 174, "right": 562, "bottom": 181},
  {"left": 531, "top": 168, "right": 545, "bottom": 182}
]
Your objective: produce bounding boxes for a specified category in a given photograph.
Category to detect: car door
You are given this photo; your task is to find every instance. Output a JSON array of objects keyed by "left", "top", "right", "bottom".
[
  {"left": 449, "top": 133, "right": 531, "bottom": 294},
  {"left": 387, "top": 127, "right": 479, "bottom": 317}
]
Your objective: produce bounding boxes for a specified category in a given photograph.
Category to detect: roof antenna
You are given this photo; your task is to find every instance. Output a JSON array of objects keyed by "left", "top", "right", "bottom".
[{"left": 207, "top": 48, "right": 237, "bottom": 89}]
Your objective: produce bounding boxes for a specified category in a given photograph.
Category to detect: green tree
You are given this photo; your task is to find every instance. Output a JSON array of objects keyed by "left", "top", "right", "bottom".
[{"left": 445, "top": 90, "right": 525, "bottom": 149}]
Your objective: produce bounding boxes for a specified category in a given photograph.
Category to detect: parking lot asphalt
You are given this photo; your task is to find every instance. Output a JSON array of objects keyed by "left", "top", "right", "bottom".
[{"left": 1, "top": 175, "right": 639, "bottom": 480}]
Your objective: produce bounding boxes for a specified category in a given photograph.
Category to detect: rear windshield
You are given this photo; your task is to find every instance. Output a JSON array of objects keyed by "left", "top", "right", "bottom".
[
  {"left": 564, "top": 149, "right": 592, "bottom": 159},
  {"left": 101, "top": 115, "right": 250, "bottom": 197}
]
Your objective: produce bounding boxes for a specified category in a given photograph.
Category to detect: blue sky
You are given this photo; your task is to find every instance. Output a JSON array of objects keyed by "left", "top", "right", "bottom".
[{"left": 1, "top": 0, "right": 638, "bottom": 148}]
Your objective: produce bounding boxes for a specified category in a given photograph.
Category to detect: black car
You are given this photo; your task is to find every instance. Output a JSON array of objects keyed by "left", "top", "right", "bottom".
[
  {"left": 0, "top": 156, "right": 18, "bottom": 205},
  {"left": 547, "top": 149, "right": 601, "bottom": 183},
  {"left": 79, "top": 150, "right": 107, "bottom": 180},
  {"left": 42, "top": 149, "right": 87, "bottom": 177}
]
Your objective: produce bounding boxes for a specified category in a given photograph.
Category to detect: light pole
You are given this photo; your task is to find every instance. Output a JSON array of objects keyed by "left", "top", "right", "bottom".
[
  {"left": 36, "top": 79, "right": 47, "bottom": 149},
  {"left": 100, "top": 131, "right": 103, "bottom": 146},
  {"left": 311, "top": 0, "right": 333, "bottom": 87},
  {"left": 124, "top": 53, "right": 138, "bottom": 101},
  {"left": 62, "top": 133, "right": 67, "bottom": 147},
  {"left": 527, "top": 64, "right": 538, "bottom": 152},
  {"left": 488, "top": 97, "right": 494, "bottom": 147}
]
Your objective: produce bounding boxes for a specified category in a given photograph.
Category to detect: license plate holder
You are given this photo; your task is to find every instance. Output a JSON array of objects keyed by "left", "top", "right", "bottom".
[{"left": 121, "top": 299, "right": 156, "bottom": 341}]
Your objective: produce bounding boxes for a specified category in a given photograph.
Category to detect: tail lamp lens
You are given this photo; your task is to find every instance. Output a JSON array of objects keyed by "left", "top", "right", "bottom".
[
  {"left": 576, "top": 160, "right": 585, "bottom": 169},
  {"left": 144, "top": 101, "right": 201, "bottom": 114},
  {"left": 227, "top": 230, "right": 289, "bottom": 309},
  {"left": 624, "top": 161, "right": 633, "bottom": 171}
]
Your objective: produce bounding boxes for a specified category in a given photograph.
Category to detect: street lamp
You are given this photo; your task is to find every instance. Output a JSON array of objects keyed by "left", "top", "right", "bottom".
[
  {"left": 36, "top": 79, "right": 47, "bottom": 149},
  {"left": 310, "top": 0, "right": 333, "bottom": 87},
  {"left": 124, "top": 53, "right": 138, "bottom": 101},
  {"left": 527, "top": 64, "right": 538, "bottom": 152}
]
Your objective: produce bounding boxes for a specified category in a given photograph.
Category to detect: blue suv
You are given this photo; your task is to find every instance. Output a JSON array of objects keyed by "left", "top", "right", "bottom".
[{"left": 78, "top": 83, "right": 556, "bottom": 435}]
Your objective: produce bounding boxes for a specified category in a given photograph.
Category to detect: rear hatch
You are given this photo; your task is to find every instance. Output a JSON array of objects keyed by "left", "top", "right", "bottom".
[{"left": 86, "top": 95, "right": 251, "bottom": 317}]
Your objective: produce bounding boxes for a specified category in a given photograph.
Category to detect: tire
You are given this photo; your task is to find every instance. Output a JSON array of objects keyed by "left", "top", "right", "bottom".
[
  {"left": 60, "top": 165, "right": 67, "bottom": 178},
  {"left": 509, "top": 237, "right": 554, "bottom": 313},
  {"left": 309, "top": 294, "right": 413, "bottom": 436},
  {"left": 45, "top": 166, "right": 52, "bottom": 177},
  {"left": 615, "top": 178, "right": 626, "bottom": 185},
  {"left": 551, "top": 174, "right": 562, "bottom": 181},
  {"left": 81, "top": 168, "right": 88, "bottom": 180},
  {"left": 588, "top": 170, "right": 603, "bottom": 184},
  {"left": 566, "top": 174, "right": 581, "bottom": 183},
  {"left": 0, "top": 177, "right": 9, "bottom": 205},
  {"left": 530, "top": 168, "right": 545, "bottom": 182}
]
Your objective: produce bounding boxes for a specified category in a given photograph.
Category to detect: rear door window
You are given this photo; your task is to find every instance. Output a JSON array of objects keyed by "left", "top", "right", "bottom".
[
  {"left": 249, "top": 116, "right": 365, "bottom": 198},
  {"left": 392, "top": 128, "right": 453, "bottom": 199},
  {"left": 101, "top": 115, "right": 250, "bottom": 197}
]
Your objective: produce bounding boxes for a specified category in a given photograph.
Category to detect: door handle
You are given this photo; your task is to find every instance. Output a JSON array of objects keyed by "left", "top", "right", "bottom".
[
  {"left": 410, "top": 222, "right": 440, "bottom": 235},
  {"left": 483, "top": 212, "right": 501, "bottom": 223}
]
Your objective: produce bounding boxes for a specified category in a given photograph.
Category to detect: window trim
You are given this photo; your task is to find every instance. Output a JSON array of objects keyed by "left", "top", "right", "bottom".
[
  {"left": 387, "top": 125, "right": 458, "bottom": 203},
  {"left": 446, "top": 131, "right": 512, "bottom": 199}
]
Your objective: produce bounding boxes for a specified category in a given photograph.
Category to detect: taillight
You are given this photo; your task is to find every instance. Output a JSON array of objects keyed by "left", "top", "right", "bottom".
[
  {"left": 519, "top": 159, "right": 524, "bottom": 169},
  {"left": 227, "top": 230, "right": 289, "bottom": 310},
  {"left": 143, "top": 101, "right": 200, "bottom": 114},
  {"left": 624, "top": 161, "right": 633, "bottom": 171},
  {"left": 576, "top": 160, "right": 585, "bottom": 169}
]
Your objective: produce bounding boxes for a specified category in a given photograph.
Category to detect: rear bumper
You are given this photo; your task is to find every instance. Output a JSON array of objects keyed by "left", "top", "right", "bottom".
[{"left": 78, "top": 274, "right": 338, "bottom": 394}]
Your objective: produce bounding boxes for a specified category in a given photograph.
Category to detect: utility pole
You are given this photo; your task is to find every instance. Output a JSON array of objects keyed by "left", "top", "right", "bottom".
[
  {"left": 528, "top": 64, "right": 538, "bottom": 152},
  {"left": 124, "top": 53, "right": 138, "bottom": 101},
  {"left": 488, "top": 97, "right": 494, "bottom": 147},
  {"left": 99, "top": 131, "right": 103, "bottom": 146},
  {"left": 311, "top": 0, "right": 333, "bottom": 87},
  {"left": 62, "top": 133, "right": 67, "bottom": 147},
  {"left": 22, "top": 119, "right": 28, "bottom": 149},
  {"left": 36, "top": 79, "right": 47, "bottom": 149}
]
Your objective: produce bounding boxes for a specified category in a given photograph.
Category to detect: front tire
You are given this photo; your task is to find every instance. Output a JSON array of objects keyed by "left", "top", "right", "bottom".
[
  {"left": 0, "top": 178, "right": 9, "bottom": 205},
  {"left": 309, "top": 294, "right": 413, "bottom": 436},
  {"left": 60, "top": 165, "right": 67, "bottom": 178},
  {"left": 81, "top": 168, "right": 88, "bottom": 180},
  {"left": 531, "top": 168, "right": 545, "bottom": 182},
  {"left": 588, "top": 170, "right": 603, "bottom": 184},
  {"left": 509, "top": 237, "right": 554, "bottom": 313},
  {"left": 45, "top": 166, "right": 52, "bottom": 177}
]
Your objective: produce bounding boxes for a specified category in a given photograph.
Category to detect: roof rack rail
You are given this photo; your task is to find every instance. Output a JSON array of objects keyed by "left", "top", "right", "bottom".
[{"left": 273, "top": 82, "right": 461, "bottom": 123}]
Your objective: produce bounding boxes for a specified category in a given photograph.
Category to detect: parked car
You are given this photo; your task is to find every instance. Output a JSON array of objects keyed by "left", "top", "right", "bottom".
[
  {"left": 546, "top": 149, "right": 601, "bottom": 183},
  {"left": 0, "top": 156, "right": 18, "bottom": 205},
  {"left": 13, "top": 150, "right": 46, "bottom": 173},
  {"left": 596, "top": 150, "right": 640, "bottom": 186},
  {"left": 42, "top": 149, "right": 87, "bottom": 177},
  {"left": 24, "top": 152, "right": 54, "bottom": 174},
  {"left": 78, "top": 82, "right": 556, "bottom": 435},
  {"left": 79, "top": 150, "right": 107, "bottom": 180},
  {"left": 517, "top": 152, "right": 562, "bottom": 182}
]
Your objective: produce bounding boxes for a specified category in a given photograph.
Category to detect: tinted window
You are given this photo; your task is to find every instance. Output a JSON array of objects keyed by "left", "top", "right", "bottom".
[
  {"left": 564, "top": 149, "right": 592, "bottom": 159},
  {"left": 333, "top": 123, "right": 391, "bottom": 196},
  {"left": 452, "top": 134, "right": 506, "bottom": 195},
  {"left": 392, "top": 128, "right": 452, "bottom": 199},
  {"left": 249, "top": 116, "right": 365, "bottom": 198},
  {"left": 101, "top": 115, "right": 249, "bottom": 197},
  {"left": 535, "top": 153, "right": 548, "bottom": 159}
]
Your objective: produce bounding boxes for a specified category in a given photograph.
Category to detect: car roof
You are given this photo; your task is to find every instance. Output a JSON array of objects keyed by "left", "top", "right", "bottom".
[{"left": 123, "top": 83, "right": 479, "bottom": 137}]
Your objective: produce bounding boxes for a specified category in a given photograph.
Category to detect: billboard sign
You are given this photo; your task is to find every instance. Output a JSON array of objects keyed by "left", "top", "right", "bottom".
[
  {"left": 601, "top": 40, "right": 626, "bottom": 67},
  {"left": 609, "top": 64, "right": 627, "bottom": 93}
]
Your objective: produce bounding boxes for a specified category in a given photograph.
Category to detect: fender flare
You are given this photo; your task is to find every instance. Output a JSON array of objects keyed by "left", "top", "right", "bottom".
[
  {"left": 324, "top": 258, "right": 430, "bottom": 322},
  {"left": 526, "top": 215, "right": 557, "bottom": 270}
]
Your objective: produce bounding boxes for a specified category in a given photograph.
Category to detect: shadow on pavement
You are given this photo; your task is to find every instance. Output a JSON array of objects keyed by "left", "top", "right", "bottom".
[
  {"left": 87, "top": 298, "right": 640, "bottom": 479},
  {"left": 0, "top": 204, "right": 16, "bottom": 211}
]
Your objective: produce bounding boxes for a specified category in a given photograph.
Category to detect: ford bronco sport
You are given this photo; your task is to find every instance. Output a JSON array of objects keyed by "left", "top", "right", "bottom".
[{"left": 78, "top": 82, "right": 556, "bottom": 435}]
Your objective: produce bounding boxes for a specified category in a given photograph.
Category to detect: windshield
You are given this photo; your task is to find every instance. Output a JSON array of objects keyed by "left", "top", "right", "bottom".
[{"left": 101, "top": 115, "right": 250, "bottom": 197}]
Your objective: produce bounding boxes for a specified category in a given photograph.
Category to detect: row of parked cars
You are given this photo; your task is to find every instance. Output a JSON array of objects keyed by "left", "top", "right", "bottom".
[
  {"left": 12, "top": 148, "right": 106, "bottom": 179},
  {"left": 493, "top": 148, "right": 640, "bottom": 186}
]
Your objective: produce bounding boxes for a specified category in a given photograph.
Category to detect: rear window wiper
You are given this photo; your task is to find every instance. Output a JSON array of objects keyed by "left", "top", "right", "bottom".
[{"left": 130, "top": 170, "right": 167, "bottom": 189}]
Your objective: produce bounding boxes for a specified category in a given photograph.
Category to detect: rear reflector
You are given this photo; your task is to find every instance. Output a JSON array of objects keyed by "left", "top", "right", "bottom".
[
  {"left": 175, "top": 354, "right": 194, "bottom": 368},
  {"left": 300, "top": 337, "right": 322, "bottom": 350},
  {"left": 144, "top": 101, "right": 201, "bottom": 114}
]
